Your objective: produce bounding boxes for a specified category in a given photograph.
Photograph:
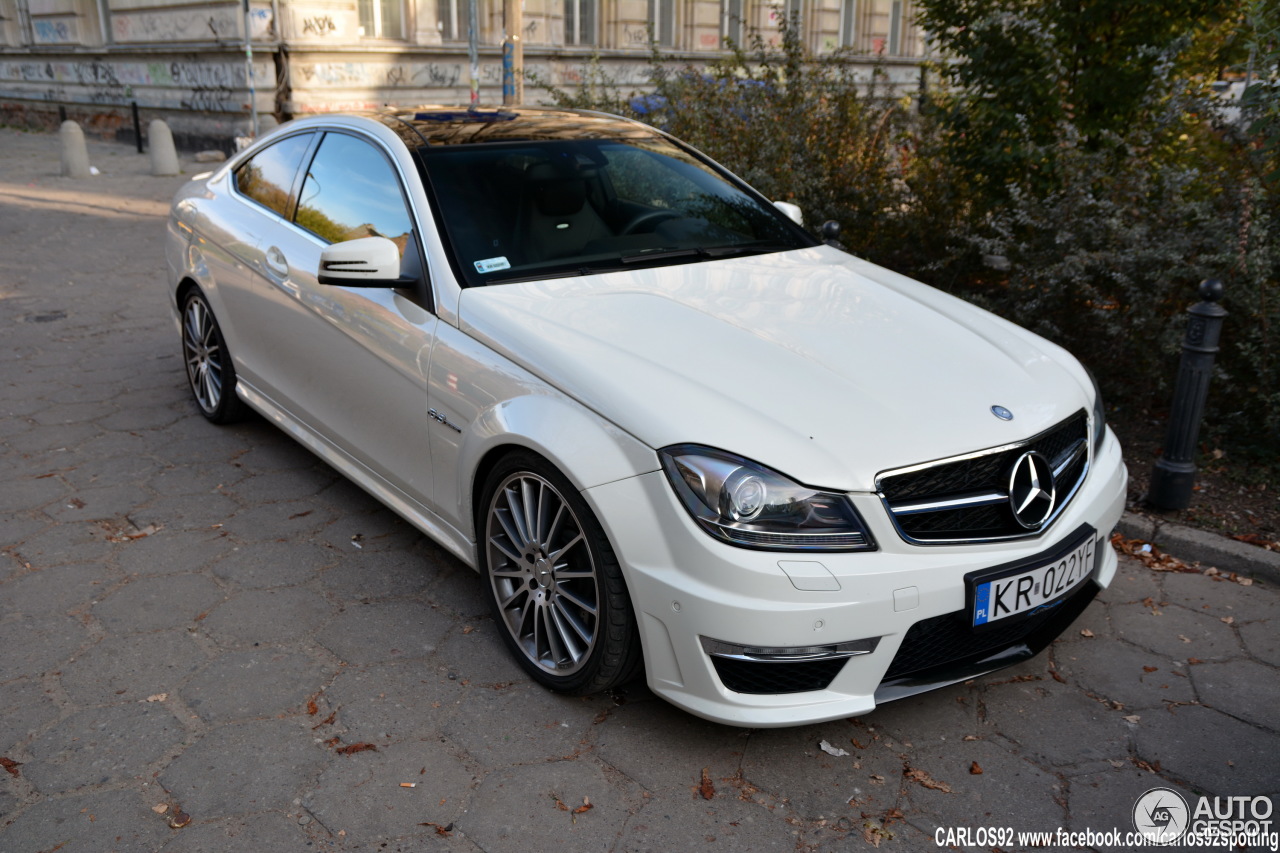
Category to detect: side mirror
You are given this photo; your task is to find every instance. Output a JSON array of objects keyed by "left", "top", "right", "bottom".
[
  {"left": 773, "top": 201, "right": 804, "bottom": 227},
  {"left": 318, "top": 236, "right": 405, "bottom": 287}
]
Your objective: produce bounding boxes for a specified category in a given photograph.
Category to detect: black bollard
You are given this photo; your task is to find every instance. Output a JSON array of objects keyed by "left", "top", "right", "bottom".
[
  {"left": 132, "top": 101, "right": 143, "bottom": 154},
  {"left": 1147, "top": 279, "right": 1227, "bottom": 510}
]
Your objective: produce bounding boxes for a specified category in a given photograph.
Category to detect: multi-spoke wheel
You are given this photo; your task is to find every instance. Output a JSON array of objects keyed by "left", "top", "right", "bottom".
[
  {"left": 181, "top": 289, "right": 247, "bottom": 424},
  {"left": 479, "top": 452, "right": 641, "bottom": 694}
]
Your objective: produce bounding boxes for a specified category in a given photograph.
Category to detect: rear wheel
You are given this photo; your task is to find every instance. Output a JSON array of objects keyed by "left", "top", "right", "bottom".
[
  {"left": 478, "top": 452, "right": 641, "bottom": 695},
  {"left": 181, "top": 289, "right": 248, "bottom": 424}
]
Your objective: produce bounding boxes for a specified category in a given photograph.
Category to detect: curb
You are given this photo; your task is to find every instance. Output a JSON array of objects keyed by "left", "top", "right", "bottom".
[{"left": 1115, "top": 511, "right": 1280, "bottom": 587}]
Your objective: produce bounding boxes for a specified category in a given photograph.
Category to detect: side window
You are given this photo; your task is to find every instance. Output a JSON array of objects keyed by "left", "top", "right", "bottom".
[
  {"left": 294, "top": 133, "right": 414, "bottom": 255},
  {"left": 234, "top": 134, "right": 313, "bottom": 216}
]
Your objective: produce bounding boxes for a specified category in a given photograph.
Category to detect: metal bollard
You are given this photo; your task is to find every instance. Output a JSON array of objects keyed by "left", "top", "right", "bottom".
[{"left": 1147, "top": 279, "right": 1227, "bottom": 510}]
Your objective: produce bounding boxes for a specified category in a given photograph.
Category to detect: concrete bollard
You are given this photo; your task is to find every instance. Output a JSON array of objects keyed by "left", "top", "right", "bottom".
[
  {"left": 149, "top": 119, "right": 181, "bottom": 176},
  {"left": 59, "top": 120, "right": 91, "bottom": 179}
]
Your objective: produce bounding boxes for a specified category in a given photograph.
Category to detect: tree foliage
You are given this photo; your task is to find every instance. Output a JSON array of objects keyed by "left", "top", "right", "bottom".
[{"left": 915, "top": 0, "right": 1243, "bottom": 200}]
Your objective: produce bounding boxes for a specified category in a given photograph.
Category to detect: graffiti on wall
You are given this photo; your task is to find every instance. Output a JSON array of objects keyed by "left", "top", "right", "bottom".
[
  {"left": 0, "top": 59, "right": 252, "bottom": 112},
  {"left": 33, "top": 20, "right": 75, "bottom": 44},
  {"left": 302, "top": 15, "right": 337, "bottom": 36},
  {"left": 112, "top": 6, "right": 240, "bottom": 43}
]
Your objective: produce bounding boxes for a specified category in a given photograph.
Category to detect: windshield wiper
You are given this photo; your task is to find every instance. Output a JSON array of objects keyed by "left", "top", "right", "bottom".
[{"left": 619, "top": 247, "right": 708, "bottom": 264}]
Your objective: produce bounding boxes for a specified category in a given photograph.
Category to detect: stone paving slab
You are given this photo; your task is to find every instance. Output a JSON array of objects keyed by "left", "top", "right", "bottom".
[{"left": 2, "top": 127, "right": 1277, "bottom": 852}]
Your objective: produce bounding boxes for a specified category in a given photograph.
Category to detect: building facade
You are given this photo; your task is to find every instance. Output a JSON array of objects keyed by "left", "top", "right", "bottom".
[{"left": 0, "top": 0, "right": 924, "bottom": 147}]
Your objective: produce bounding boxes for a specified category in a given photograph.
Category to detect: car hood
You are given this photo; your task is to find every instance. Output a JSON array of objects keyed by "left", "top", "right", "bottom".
[{"left": 457, "top": 246, "right": 1092, "bottom": 492}]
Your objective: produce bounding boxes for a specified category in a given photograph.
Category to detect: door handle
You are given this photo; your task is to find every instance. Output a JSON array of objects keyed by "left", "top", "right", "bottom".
[{"left": 264, "top": 246, "right": 289, "bottom": 277}]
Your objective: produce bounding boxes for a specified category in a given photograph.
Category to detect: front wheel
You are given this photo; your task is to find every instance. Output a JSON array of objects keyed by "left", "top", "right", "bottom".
[
  {"left": 181, "top": 289, "right": 248, "bottom": 424},
  {"left": 478, "top": 452, "right": 642, "bottom": 695}
]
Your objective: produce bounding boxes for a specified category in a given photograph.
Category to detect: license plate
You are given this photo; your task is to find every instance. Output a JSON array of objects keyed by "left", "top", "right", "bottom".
[{"left": 970, "top": 530, "right": 1097, "bottom": 629}]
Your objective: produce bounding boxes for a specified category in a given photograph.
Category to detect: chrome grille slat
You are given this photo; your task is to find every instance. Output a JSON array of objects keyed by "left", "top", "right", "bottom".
[{"left": 877, "top": 411, "right": 1090, "bottom": 545}]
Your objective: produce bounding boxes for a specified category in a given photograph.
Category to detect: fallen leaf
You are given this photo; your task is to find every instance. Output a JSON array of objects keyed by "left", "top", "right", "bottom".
[
  {"left": 698, "top": 767, "right": 716, "bottom": 800},
  {"left": 168, "top": 806, "right": 192, "bottom": 829},
  {"left": 462, "top": 625, "right": 475, "bottom": 634},
  {"left": 306, "top": 698, "right": 319, "bottom": 716},
  {"left": 418, "top": 821, "right": 452, "bottom": 836},
  {"left": 1179, "top": 634, "right": 1192, "bottom": 643},
  {"left": 573, "top": 796, "right": 593, "bottom": 815},
  {"left": 1050, "top": 669, "right": 1066, "bottom": 683},
  {"left": 335, "top": 742, "right": 378, "bottom": 755},
  {"left": 1187, "top": 657, "right": 1205, "bottom": 665},
  {"left": 0, "top": 757, "right": 21, "bottom": 778},
  {"left": 1143, "top": 666, "right": 1158, "bottom": 673},
  {"left": 311, "top": 711, "right": 336, "bottom": 729},
  {"left": 962, "top": 735, "right": 980, "bottom": 741},
  {"left": 322, "top": 736, "right": 341, "bottom": 748},
  {"left": 145, "top": 693, "right": 167, "bottom": 702},
  {"left": 1080, "top": 629, "right": 1095, "bottom": 638},
  {"left": 1124, "top": 715, "right": 1141, "bottom": 724},
  {"left": 870, "top": 774, "right": 886, "bottom": 784},
  {"left": 819, "top": 739, "right": 850, "bottom": 757},
  {"left": 152, "top": 803, "right": 169, "bottom": 814},
  {"left": 904, "top": 767, "right": 951, "bottom": 793},
  {"left": 1221, "top": 616, "right": 1235, "bottom": 625},
  {"left": 850, "top": 738, "right": 867, "bottom": 749},
  {"left": 969, "top": 761, "right": 983, "bottom": 775}
]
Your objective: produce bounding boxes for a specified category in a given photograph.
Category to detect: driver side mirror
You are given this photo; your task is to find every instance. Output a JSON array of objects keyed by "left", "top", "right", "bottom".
[{"left": 318, "top": 236, "right": 407, "bottom": 287}]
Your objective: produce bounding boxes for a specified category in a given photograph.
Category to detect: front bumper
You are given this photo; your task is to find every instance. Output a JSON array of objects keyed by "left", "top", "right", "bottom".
[{"left": 585, "top": 427, "right": 1128, "bottom": 727}]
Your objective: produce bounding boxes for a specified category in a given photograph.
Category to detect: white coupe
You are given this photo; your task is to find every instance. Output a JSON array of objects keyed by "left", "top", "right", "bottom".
[{"left": 166, "top": 106, "right": 1128, "bottom": 727}]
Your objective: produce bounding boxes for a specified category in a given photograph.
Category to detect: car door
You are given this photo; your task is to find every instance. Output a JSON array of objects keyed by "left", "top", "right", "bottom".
[
  {"left": 203, "top": 131, "right": 315, "bottom": 380},
  {"left": 244, "top": 129, "right": 441, "bottom": 510}
]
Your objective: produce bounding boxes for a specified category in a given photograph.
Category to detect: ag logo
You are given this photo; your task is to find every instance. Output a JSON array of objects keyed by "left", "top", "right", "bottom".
[{"left": 1133, "top": 787, "right": 1189, "bottom": 843}]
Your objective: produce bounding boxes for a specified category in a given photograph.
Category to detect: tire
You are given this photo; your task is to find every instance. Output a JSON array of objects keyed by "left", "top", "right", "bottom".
[
  {"left": 181, "top": 289, "right": 248, "bottom": 424},
  {"left": 478, "top": 451, "right": 642, "bottom": 695}
]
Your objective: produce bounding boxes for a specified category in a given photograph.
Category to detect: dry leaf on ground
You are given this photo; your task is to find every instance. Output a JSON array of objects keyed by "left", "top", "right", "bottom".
[
  {"left": 904, "top": 766, "right": 952, "bottom": 793},
  {"left": 698, "top": 767, "right": 716, "bottom": 800},
  {"left": 335, "top": 742, "right": 378, "bottom": 755}
]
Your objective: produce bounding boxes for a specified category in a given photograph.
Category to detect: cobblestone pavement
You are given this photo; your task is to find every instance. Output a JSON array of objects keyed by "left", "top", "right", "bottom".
[{"left": 1, "top": 127, "right": 1277, "bottom": 853}]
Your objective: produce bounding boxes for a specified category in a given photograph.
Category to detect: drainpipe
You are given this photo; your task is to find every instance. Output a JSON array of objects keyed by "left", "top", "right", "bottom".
[
  {"left": 467, "top": 0, "right": 480, "bottom": 106},
  {"left": 243, "top": 0, "right": 260, "bottom": 137}
]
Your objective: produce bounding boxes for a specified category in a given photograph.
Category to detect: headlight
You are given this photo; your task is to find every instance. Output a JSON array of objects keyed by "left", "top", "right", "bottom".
[
  {"left": 659, "top": 445, "right": 876, "bottom": 551},
  {"left": 1086, "top": 368, "right": 1107, "bottom": 454}
]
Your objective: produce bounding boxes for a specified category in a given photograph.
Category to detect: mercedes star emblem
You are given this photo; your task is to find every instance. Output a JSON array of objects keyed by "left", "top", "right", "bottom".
[{"left": 1008, "top": 451, "right": 1056, "bottom": 529}]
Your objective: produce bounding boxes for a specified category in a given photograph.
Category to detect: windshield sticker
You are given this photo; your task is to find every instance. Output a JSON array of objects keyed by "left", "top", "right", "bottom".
[{"left": 474, "top": 256, "right": 511, "bottom": 274}]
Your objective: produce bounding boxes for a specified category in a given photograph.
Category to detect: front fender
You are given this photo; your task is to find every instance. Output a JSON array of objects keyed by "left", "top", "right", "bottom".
[{"left": 427, "top": 323, "right": 658, "bottom": 555}]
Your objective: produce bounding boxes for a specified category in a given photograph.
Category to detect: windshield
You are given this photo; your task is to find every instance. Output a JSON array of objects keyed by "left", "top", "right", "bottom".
[{"left": 416, "top": 137, "right": 814, "bottom": 287}]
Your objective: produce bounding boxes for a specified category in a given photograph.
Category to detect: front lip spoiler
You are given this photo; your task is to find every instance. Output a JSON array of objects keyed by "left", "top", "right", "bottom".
[{"left": 873, "top": 581, "right": 1099, "bottom": 704}]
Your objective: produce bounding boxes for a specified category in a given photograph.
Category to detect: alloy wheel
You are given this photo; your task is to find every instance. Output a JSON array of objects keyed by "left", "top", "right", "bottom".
[{"left": 485, "top": 472, "right": 601, "bottom": 677}]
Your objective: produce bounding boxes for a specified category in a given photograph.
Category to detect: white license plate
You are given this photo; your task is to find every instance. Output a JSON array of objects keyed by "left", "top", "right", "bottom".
[{"left": 971, "top": 534, "right": 1097, "bottom": 628}]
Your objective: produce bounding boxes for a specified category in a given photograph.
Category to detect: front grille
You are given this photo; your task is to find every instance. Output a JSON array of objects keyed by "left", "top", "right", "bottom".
[
  {"left": 711, "top": 657, "right": 848, "bottom": 694},
  {"left": 878, "top": 411, "right": 1089, "bottom": 544},
  {"left": 883, "top": 580, "right": 1097, "bottom": 682}
]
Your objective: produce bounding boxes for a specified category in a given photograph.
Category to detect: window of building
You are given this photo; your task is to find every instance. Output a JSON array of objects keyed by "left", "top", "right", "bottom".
[
  {"left": 839, "top": 0, "right": 856, "bottom": 47},
  {"left": 888, "top": 0, "right": 902, "bottom": 54},
  {"left": 295, "top": 132, "right": 414, "bottom": 252},
  {"left": 648, "top": 0, "right": 675, "bottom": 47},
  {"left": 722, "top": 0, "right": 744, "bottom": 46},
  {"left": 438, "top": 0, "right": 461, "bottom": 40},
  {"left": 563, "top": 0, "right": 595, "bottom": 45},
  {"left": 234, "top": 133, "right": 314, "bottom": 217},
  {"left": 358, "top": 0, "right": 404, "bottom": 39}
]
